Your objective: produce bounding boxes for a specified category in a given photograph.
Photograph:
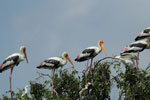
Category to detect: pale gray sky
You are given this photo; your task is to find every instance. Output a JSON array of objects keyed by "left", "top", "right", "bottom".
[{"left": 0, "top": 0, "right": 150, "bottom": 98}]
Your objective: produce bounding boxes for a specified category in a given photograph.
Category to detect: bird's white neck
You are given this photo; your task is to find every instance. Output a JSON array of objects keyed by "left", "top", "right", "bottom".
[
  {"left": 61, "top": 55, "right": 67, "bottom": 65},
  {"left": 20, "top": 50, "right": 25, "bottom": 58},
  {"left": 98, "top": 42, "right": 101, "bottom": 48}
]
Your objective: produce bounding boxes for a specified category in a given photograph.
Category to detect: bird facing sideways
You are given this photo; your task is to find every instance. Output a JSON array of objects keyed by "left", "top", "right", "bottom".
[
  {"left": 75, "top": 40, "right": 107, "bottom": 62},
  {"left": 122, "top": 38, "right": 150, "bottom": 54},
  {"left": 0, "top": 46, "right": 28, "bottom": 72},
  {"left": 75, "top": 40, "right": 107, "bottom": 76},
  {"left": 115, "top": 53, "right": 139, "bottom": 66},
  {"left": 37, "top": 52, "right": 74, "bottom": 69},
  {"left": 37, "top": 52, "right": 74, "bottom": 93},
  {"left": 0, "top": 46, "right": 28, "bottom": 93},
  {"left": 135, "top": 27, "right": 150, "bottom": 41}
]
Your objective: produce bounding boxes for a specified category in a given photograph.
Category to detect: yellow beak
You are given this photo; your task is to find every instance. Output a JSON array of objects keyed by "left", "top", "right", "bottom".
[
  {"left": 66, "top": 56, "right": 74, "bottom": 68},
  {"left": 100, "top": 43, "right": 107, "bottom": 56},
  {"left": 24, "top": 51, "right": 28, "bottom": 63}
]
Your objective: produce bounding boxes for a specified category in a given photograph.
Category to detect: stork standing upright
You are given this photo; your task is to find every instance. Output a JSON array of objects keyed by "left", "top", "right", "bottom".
[
  {"left": 75, "top": 40, "right": 107, "bottom": 78},
  {"left": 37, "top": 52, "right": 74, "bottom": 92},
  {"left": 122, "top": 38, "right": 150, "bottom": 67},
  {"left": 0, "top": 46, "right": 28, "bottom": 93}
]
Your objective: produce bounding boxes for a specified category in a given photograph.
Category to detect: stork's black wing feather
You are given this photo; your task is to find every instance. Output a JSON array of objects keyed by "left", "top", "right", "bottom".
[
  {"left": 2, "top": 56, "right": 19, "bottom": 66},
  {"left": 130, "top": 43, "right": 147, "bottom": 48},
  {"left": 82, "top": 49, "right": 95, "bottom": 56},
  {"left": 135, "top": 35, "right": 150, "bottom": 41},
  {"left": 44, "top": 59, "right": 60, "bottom": 65},
  {"left": 0, "top": 56, "right": 19, "bottom": 72},
  {"left": 143, "top": 29, "right": 150, "bottom": 33}
]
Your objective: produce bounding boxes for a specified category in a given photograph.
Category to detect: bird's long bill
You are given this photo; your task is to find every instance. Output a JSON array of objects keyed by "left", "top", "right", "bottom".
[
  {"left": 101, "top": 43, "right": 107, "bottom": 56},
  {"left": 24, "top": 51, "right": 28, "bottom": 63},
  {"left": 66, "top": 56, "right": 74, "bottom": 68}
]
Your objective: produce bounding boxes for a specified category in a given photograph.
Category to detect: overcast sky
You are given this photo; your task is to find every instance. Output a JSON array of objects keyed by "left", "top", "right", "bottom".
[{"left": 1, "top": 0, "right": 150, "bottom": 98}]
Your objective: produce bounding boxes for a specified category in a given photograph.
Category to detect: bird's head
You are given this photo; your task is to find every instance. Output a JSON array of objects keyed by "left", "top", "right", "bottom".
[
  {"left": 99, "top": 40, "right": 107, "bottom": 56},
  {"left": 20, "top": 46, "right": 28, "bottom": 63},
  {"left": 63, "top": 52, "right": 74, "bottom": 68}
]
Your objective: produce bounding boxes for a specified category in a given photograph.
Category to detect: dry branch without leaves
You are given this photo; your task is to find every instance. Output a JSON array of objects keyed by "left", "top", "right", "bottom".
[{"left": 79, "top": 82, "right": 92, "bottom": 100}]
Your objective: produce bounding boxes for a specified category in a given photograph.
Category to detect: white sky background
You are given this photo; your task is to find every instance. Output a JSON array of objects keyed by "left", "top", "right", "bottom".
[{"left": 1, "top": 0, "right": 150, "bottom": 99}]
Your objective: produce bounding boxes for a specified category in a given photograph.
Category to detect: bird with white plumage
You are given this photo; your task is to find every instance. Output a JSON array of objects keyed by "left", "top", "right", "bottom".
[
  {"left": 0, "top": 46, "right": 28, "bottom": 94},
  {"left": 37, "top": 52, "right": 74, "bottom": 93},
  {"left": 115, "top": 53, "right": 139, "bottom": 67}
]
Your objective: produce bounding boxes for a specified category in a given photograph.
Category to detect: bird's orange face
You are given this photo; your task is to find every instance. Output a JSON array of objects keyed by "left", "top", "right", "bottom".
[
  {"left": 23, "top": 47, "right": 28, "bottom": 63},
  {"left": 99, "top": 40, "right": 107, "bottom": 56},
  {"left": 64, "top": 53, "right": 74, "bottom": 67}
]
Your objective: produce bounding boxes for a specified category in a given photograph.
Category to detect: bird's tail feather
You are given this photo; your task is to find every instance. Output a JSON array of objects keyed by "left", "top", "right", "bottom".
[
  {"left": 37, "top": 62, "right": 44, "bottom": 69},
  {"left": 0, "top": 65, "right": 3, "bottom": 73},
  {"left": 37, "top": 66, "right": 42, "bottom": 69}
]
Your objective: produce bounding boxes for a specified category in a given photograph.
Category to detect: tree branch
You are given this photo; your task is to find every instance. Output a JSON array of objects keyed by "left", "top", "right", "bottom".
[
  {"left": 95, "top": 56, "right": 117, "bottom": 66},
  {"left": 36, "top": 72, "right": 51, "bottom": 80},
  {"left": 79, "top": 82, "right": 92, "bottom": 100}
]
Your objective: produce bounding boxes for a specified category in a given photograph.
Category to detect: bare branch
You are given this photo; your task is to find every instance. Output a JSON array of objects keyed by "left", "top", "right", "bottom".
[
  {"left": 36, "top": 72, "right": 51, "bottom": 80},
  {"left": 95, "top": 56, "right": 117, "bottom": 66},
  {"left": 146, "top": 62, "right": 150, "bottom": 71},
  {"left": 79, "top": 82, "right": 92, "bottom": 100}
]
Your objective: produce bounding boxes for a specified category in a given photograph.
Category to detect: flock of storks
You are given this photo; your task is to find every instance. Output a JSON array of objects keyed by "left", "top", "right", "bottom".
[{"left": 0, "top": 27, "right": 150, "bottom": 95}]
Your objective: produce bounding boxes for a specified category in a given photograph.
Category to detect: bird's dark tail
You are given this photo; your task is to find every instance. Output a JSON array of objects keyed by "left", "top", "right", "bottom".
[
  {"left": 75, "top": 58, "right": 78, "bottom": 61},
  {"left": 37, "top": 66, "right": 42, "bottom": 69},
  {"left": 37, "top": 62, "right": 44, "bottom": 69},
  {"left": 0, "top": 65, "right": 3, "bottom": 73}
]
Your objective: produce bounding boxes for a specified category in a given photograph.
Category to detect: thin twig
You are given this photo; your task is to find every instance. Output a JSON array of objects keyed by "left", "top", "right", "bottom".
[
  {"left": 36, "top": 72, "right": 59, "bottom": 99},
  {"left": 118, "top": 89, "right": 124, "bottom": 100},
  {"left": 146, "top": 62, "right": 150, "bottom": 71},
  {"left": 53, "top": 88, "right": 59, "bottom": 99},
  {"left": 36, "top": 72, "right": 51, "bottom": 80}
]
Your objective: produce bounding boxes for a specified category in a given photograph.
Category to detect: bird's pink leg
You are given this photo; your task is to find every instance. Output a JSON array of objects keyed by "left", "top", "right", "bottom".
[
  {"left": 9, "top": 67, "right": 14, "bottom": 99},
  {"left": 85, "top": 60, "right": 89, "bottom": 84},
  {"left": 9, "top": 67, "right": 14, "bottom": 93},
  {"left": 89, "top": 58, "right": 93, "bottom": 74},
  {"left": 136, "top": 51, "right": 139, "bottom": 68},
  {"left": 51, "top": 69, "right": 54, "bottom": 94}
]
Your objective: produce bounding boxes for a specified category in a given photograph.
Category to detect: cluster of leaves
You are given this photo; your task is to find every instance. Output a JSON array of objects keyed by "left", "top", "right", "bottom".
[
  {"left": 114, "top": 65, "right": 150, "bottom": 100},
  {"left": 2, "top": 58, "right": 150, "bottom": 100},
  {"left": 80, "top": 62, "right": 112, "bottom": 100}
]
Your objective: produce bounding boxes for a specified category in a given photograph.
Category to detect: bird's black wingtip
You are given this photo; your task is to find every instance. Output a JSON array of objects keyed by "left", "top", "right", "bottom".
[
  {"left": 135, "top": 38, "right": 138, "bottom": 41},
  {"left": 0, "top": 70, "right": 2, "bottom": 73},
  {"left": 75, "top": 58, "right": 80, "bottom": 62},
  {"left": 75, "top": 59, "right": 77, "bottom": 61},
  {"left": 36, "top": 66, "right": 41, "bottom": 69}
]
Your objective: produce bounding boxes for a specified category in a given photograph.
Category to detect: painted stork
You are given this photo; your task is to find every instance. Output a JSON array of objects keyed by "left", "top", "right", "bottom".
[
  {"left": 37, "top": 52, "right": 74, "bottom": 92},
  {"left": 75, "top": 40, "right": 107, "bottom": 74},
  {"left": 122, "top": 38, "right": 150, "bottom": 67},
  {"left": 115, "top": 53, "right": 138, "bottom": 66},
  {"left": 135, "top": 27, "right": 150, "bottom": 41},
  {"left": 0, "top": 46, "right": 28, "bottom": 93}
]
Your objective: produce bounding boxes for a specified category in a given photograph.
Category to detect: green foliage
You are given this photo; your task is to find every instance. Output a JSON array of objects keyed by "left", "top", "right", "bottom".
[
  {"left": 1, "top": 59, "right": 150, "bottom": 100},
  {"left": 80, "top": 62, "right": 111, "bottom": 100},
  {"left": 114, "top": 65, "right": 150, "bottom": 100}
]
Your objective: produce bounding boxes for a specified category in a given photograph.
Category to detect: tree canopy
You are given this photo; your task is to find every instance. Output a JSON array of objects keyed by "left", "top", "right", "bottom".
[{"left": 1, "top": 57, "right": 150, "bottom": 100}]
